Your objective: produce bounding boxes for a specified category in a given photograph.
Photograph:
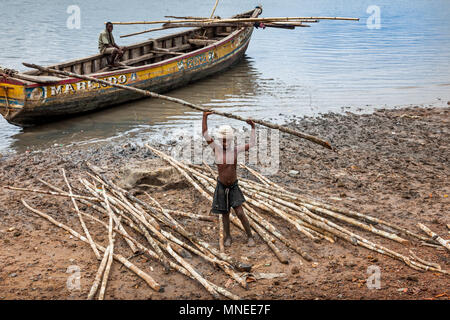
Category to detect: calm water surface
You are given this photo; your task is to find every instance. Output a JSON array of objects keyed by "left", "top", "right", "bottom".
[{"left": 1, "top": 0, "right": 449, "bottom": 154}]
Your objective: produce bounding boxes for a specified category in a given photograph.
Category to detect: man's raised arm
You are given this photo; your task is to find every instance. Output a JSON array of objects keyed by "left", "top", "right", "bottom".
[
  {"left": 237, "top": 120, "right": 256, "bottom": 153},
  {"left": 202, "top": 111, "right": 216, "bottom": 148}
]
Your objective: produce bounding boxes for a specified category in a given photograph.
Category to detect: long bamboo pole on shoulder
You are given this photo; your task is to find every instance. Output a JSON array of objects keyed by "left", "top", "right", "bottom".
[{"left": 23, "top": 62, "right": 332, "bottom": 149}]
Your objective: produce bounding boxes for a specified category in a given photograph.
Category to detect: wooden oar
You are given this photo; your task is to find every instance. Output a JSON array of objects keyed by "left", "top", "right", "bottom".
[{"left": 22, "top": 62, "right": 332, "bottom": 149}]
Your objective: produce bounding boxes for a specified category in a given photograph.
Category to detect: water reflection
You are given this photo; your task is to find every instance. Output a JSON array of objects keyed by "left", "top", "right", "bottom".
[
  {"left": 8, "top": 57, "right": 261, "bottom": 153},
  {"left": 1, "top": 0, "right": 450, "bottom": 154}
]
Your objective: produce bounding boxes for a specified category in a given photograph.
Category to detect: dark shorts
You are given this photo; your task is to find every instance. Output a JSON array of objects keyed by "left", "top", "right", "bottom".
[{"left": 211, "top": 179, "right": 246, "bottom": 214}]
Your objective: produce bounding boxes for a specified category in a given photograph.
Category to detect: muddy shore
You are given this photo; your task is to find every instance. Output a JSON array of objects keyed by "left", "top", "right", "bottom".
[{"left": 0, "top": 106, "right": 448, "bottom": 300}]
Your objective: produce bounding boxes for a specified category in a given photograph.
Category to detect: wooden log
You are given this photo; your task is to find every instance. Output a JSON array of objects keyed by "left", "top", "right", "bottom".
[
  {"left": 209, "top": 0, "right": 220, "bottom": 19},
  {"left": 87, "top": 245, "right": 111, "bottom": 300},
  {"left": 244, "top": 208, "right": 289, "bottom": 264},
  {"left": 248, "top": 187, "right": 404, "bottom": 245},
  {"left": 164, "top": 209, "right": 215, "bottom": 222},
  {"left": 294, "top": 218, "right": 336, "bottom": 243},
  {"left": 409, "top": 250, "right": 441, "bottom": 270},
  {"left": 151, "top": 148, "right": 290, "bottom": 265},
  {"left": 109, "top": 16, "right": 359, "bottom": 25},
  {"left": 219, "top": 214, "right": 225, "bottom": 253},
  {"left": 79, "top": 210, "right": 240, "bottom": 299},
  {"left": 120, "top": 26, "right": 177, "bottom": 38},
  {"left": 164, "top": 16, "right": 210, "bottom": 20},
  {"left": 84, "top": 170, "right": 161, "bottom": 231},
  {"left": 143, "top": 192, "right": 183, "bottom": 228},
  {"left": 145, "top": 145, "right": 252, "bottom": 273},
  {"left": 79, "top": 178, "right": 171, "bottom": 271},
  {"left": 263, "top": 23, "right": 296, "bottom": 29},
  {"left": 3, "top": 185, "right": 99, "bottom": 202},
  {"left": 159, "top": 229, "right": 247, "bottom": 289},
  {"left": 240, "top": 164, "right": 285, "bottom": 191},
  {"left": 274, "top": 20, "right": 318, "bottom": 24},
  {"left": 98, "top": 189, "right": 116, "bottom": 300},
  {"left": 63, "top": 181, "right": 137, "bottom": 254},
  {"left": 21, "top": 200, "right": 163, "bottom": 291},
  {"left": 176, "top": 158, "right": 319, "bottom": 241},
  {"left": 23, "top": 63, "right": 332, "bottom": 149},
  {"left": 202, "top": 161, "right": 216, "bottom": 176},
  {"left": 187, "top": 167, "right": 290, "bottom": 264},
  {"left": 90, "top": 161, "right": 248, "bottom": 273},
  {"left": 162, "top": 153, "right": 432, "bottom": 272},
  {"left": 62, "top": 169, "right": 101, "bottom": 260},
  {"left": 240, "top": 175, "right": 430, "bottom": 243},
  {"left": 242, "top": 181, "right": 409, "bottom": 244},
  {"left": 239, "top": 194, "right": 448, "bottom": 273},
  {"left": 243, "top": 203, "right": 312, "bottom": 261},
  {"left": 240, "top": 164, "right": 270, "bottom": 187},
  {"left": 38, "top": 178, "right": 107, "bottom": 214},
  {"left": 418, "top": 223, "right": 450, "bottom": 252},
  {"left": 166, "top": 244, "right": 220, "bottom": 299},
  {"left": 163, "top": 22, "right": 250, "bottom": 28},
  {"left": 84, "top": 167, "right": 165, "bottom": 230}
]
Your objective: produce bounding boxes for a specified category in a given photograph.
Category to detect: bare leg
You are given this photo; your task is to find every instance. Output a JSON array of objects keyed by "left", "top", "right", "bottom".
[
  {"left": 222, "top": 212, "right": 232, "bottom": 247},
  {"left": 112, "top": 48, "right": 121, "bottom": 66},
  {"left": 234, "top": 206, "right": 255, "bottom": 247},
  {"left": 109, "top": 50, "right": 118, "bottom": 66}
]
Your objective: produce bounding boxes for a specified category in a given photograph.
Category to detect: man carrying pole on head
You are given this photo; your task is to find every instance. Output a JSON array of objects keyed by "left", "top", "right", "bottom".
[{"left": 202, "top": 111, "right": 256, "bottom": 247}]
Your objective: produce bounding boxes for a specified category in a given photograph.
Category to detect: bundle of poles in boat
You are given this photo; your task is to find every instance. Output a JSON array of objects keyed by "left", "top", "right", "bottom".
[
  {"left": 115, "top": 15, "right": 360, "bottom": 38},
  {"left": 6, "top": 146, "right": 448, "bottom": 299}
]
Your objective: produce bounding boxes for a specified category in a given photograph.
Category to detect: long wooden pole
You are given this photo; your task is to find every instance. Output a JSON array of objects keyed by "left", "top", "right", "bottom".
[
  {"left": 22, "top": 200, "right": 163, "bottom": 291},
  {"left": 85, "top": 162, "right": 250, "bottom": 272},
  {"left": 120, "top": 26, "right": 178, "bottom": 38},
  {"left": 78, "top": 208, "right": 241, "bottom": 299},
  {"left": 62, "top": 169, "right": 101, "bottom": 259},
  {"left": 98, "top": 188, "right": 116, "bottom": 300},
  {"left": 210, "top": 1, "right": 220, "bottom": 18},
  {"left": 87, "top": 245, "right": 111, "bottom": 300},
  {"left": 418, "top": 223, "right": 450, "bottom": 252},
  {"left": 23, "top": 63, "right": 332, "bottom": 149},
  {"left": 110, "top": 16, "right": 359, "bottom": 25},
  {"left": 162, "top": 22, "right": 299, "bottom": 30}
]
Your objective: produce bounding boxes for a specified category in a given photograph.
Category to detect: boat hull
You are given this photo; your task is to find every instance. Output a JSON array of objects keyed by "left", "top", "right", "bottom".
[{"left": 0, "top": 13, "right": 257, "bottom": 127}]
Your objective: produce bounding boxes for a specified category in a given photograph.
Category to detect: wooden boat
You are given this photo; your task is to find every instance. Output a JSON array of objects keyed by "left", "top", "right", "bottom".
[{"left": 0, "top": 7, "right": 262, "bottom": 127}]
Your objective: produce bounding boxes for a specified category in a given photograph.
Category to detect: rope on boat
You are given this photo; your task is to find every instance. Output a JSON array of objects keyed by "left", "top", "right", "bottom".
[{"left": 0, "top": 67, "right": 16, "bottom": 116}]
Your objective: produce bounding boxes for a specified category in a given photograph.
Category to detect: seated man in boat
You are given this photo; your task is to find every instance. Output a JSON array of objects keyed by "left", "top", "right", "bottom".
[
  {"left": 98, "top": 22, "right": 125, "bottom": 67},
  {"left": 202, "top": 111, "right": 256, "bottom": 247}
]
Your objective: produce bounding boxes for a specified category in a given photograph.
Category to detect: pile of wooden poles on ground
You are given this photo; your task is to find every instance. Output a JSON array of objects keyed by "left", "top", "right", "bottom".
[
  {"left": 5, "top": 146, "right": 449, "bottom": 299},
  {"left": 116, "top": 15, "right": 360, "bottom": 38},
  {"left": 14, "top": 165, "right": 257, "bottom": 300},
  {"left": 143, "top": 146, "right": 449, "bottom": 275}
]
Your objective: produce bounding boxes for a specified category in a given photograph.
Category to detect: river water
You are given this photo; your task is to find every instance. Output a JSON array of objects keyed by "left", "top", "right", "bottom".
[{"left": 1, "top": 0, "right": 449, "bottom": 154}]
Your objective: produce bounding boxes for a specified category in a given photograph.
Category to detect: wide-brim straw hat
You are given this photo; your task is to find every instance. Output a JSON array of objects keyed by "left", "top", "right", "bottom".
[{"left": 216, "top": 125, "right": 234, "bottom": 139}]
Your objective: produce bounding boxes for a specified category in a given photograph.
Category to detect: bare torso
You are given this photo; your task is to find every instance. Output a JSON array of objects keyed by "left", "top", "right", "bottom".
[{"left": 215, "top": 146, "right": 238, "bottom": 186}]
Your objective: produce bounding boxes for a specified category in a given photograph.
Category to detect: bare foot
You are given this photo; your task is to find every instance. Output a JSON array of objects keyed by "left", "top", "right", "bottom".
[
  {"left": 247, "top": 237, "right": 255, "bottom": 247},
  {"left": 224, "top": 237, "right": 232, "bottom": 247}
]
